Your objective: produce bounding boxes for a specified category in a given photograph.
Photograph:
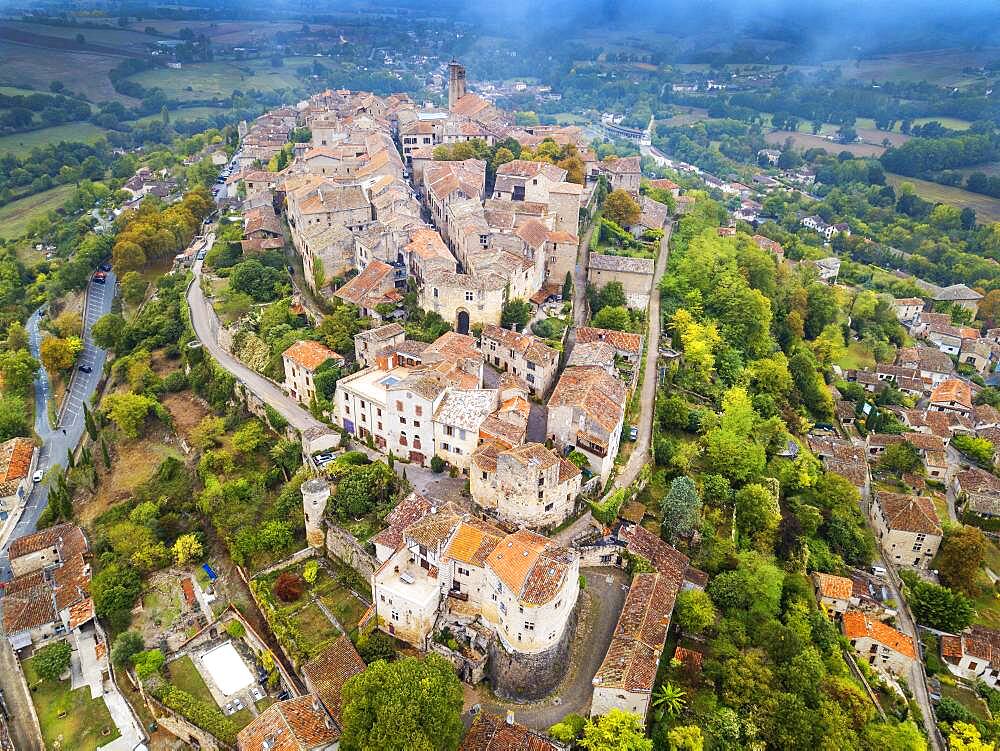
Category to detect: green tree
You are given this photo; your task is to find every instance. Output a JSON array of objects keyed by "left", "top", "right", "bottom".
[
  {"left": 120, "top": 271, "right": 147, "bottom": 306},
  {"left": 40, "top": 335, "right": 78, "bottom": 372},
  {"left": 340, "top": 654, "right": 463, "bottom": 751},
  {"left": 111, "top": 631, "right": 144, "bottom": 668},
  {"left": 673, "top": 588, "right": 716, "bottom": 635},
  {"left": 704, "top": 428, "right": 765, "bottom": 484},
  {"left": 103, "top": 391, "right": 158, "bottom": 438},
  {"left": 580, "top": 709, "right": 652, "bottom": 751},
  {"left": 592, "top": 305, "right": 631, "bottom": 331},
  {"left": 597, "top": 281, "right": 628, "bottom": 311},
  {"left": 651, "top": 682, "right": 686, "bottom": 720},
  {"left": 660, "top": 476, "right": 702, "bottom": 543},
  {"left": 937, "top": 525, "right": 987, "bottom": 596},
  {"left": 0, "top": 394, "right": 30, "bottom": 441},
  {"left": 735, "top": 482, "right": 780, "bottom": 551},
  {"left": 562, "top": 271, "right": 573, "bottom": 301},
  {"left": 0, "top": 349, "right": 39, "bottom": 394},
  {"left": 879, "top": 441, "right": 922, "bottom": 474},
  {"left": 331, "top": 462, "right": 395, "bottom": 518},
  {"left": 901, "top": 571, "right": 975, "bottom": 632},
  {"left": 603, "top": 189, "right": 642, "bottom": 227},
  {"left": 190, "top": 415, "right": 226, "bottom": 450},
  {"left": 33, "top": 641, "right": 72, "bottom": 681},
  {"left": 667, "top": 725, "right": 704, "bottom": 751},
  {"left": 952, "top": 435, "right": 996, "bottom": 468},
  {"left": 355, "top": 629, "right": 396, "bottom": 664},
  {"left": 132, "top": 648, "right": 165, "bottom": 679},
  {"left": 172, "top": 533, "right": 203, "bottom": 564},
  {"left": 500, "top": 298, "right": 532, "bottom": 330},
  {"left": 91, "top": 313, "right": 125, "bottom": 352}
]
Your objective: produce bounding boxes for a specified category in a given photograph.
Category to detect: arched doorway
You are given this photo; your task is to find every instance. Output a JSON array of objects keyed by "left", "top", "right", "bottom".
[{"left": 456, "top": 310, "right": 470, "bottom": 334}]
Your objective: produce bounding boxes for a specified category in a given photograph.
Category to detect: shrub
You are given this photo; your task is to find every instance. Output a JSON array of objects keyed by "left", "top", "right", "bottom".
[
  {"left": 111, "top": 631, "right": 144, "bottom": 668},
  {"left": 226, "top": 620, "right": 246, "bottom": 639},
  {"left": 273, "top": 572, "right": 305, "bottom": 602},
  {"left": 151, "top": 683, "right": 241, "bottom": 745},
  {"left": 132, "top": 648, "right": 165, "bottom": 679},
  {"left": 33, "top": 641, "right": 72, "bottom": 681},
  {"left": 356, "top": 629, "right": 395, "bottom": 664},
  {"left": 430, "top": 455, "right": 446, "bottom": 474}
]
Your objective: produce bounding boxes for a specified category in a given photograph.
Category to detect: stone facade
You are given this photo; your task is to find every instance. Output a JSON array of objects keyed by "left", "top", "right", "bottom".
[{"left": 487, "top": 600, "right": 578, "bottom": 701}]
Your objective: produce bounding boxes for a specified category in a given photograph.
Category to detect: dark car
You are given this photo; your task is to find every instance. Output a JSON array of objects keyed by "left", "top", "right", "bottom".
[
  {"left": 99, "top": 262, "right": 112, "bottom": 272},
  {"left": 93, "top": 272, "right": 107, "bottom": 284},
  {"left": 79, "top": 365, "right": 92, "bottom": 373}
]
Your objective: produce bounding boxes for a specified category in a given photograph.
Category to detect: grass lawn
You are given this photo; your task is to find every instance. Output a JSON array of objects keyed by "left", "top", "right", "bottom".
[
  {"left": 0, "top": 184, "right": 76, "bottom": 240},
  {"left": 885, "top": 173, "right": 1000, "bottom": 224},
  {"left": 940, "top": 681, "right": 991, "bottom": 721},
  {"left": 290, "top": 601, "right": 340, "bottom": 657},
  {"left": 911, "top": 116, "right": 973, "bottom": 131},
  {"left": 0, "top": 122, "right": 108, "bottom": 157},
  {"left": 971, "top": 570, "right": 1000, "bottom": 629},
  {"left": 126, "top": 60, "right": 306, "bottom": 101},
  {"left": 128, "top": 105, "right": 233, "bottom": 126},
  {"left": 143, "top": 583, "right": 183, "bottom": 630},
  {"left": 836, "top": 341, "right": 876, "bottom": 371},
  {"left": 23, "top": 656, "right": 120, "bottom": 751},
  {"left": 166, "top": 655, "right": 216, "bottom": 705},
  {"left": 765, "top": 130, "right": 886, "bottom": 158},
  {"left": 320, "top": 587, "right": 368, "bottom": 631}
]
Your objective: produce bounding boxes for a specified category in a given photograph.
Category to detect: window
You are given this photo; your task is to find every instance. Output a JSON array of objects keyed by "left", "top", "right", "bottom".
[
  {"left": 524, "top": 621, "right": 535, "bottom": 630},
  {"left": 377, "top": 408, "right": 382, "bottom": 416},
  {"left": 555, "top": 600, "right": 561, "bottom": 609},
  {"left": 399, "top": 416, "right": 407, "bottom": 425},
  {"left": 455, "top": 447, "right": 462, "bottom": 455},
  {"left": 545, "top": 502, "right": 554, "bottom": 511},
  {"left": 415, "top": 405, "right": 422, "bottom": 416},
  {"left": 391, "top": 611, "right": 399, "bottom": 621},
  {"left": 527, "top": 361, "right": 535, "bottom": 371},
  {"left": 345, "top": 405, "right": 350, "bottom": 414},
  {"left": 491, "top": 593, "right": 498, "bottom": 601},
  {"left": 538, "top": 490, "right": 544, "bottom": 500},
  {"left": 413, "top": 437, "right": 422, "bottom": 449},
  {"left": 434, "top": 288, "right": 439, "bottom": 298},
  {"left": 458, "top": 566, "right": 470, "bottom": 576},
  {"left": 396, "top": 400, "right": 404, "bottom": 411},
  {"left": 445, "top": 425, "right": 454, "bottom": 436},
  {"left": 527, "top": 374, "right": 535, "bottom": 384},
  {"left": 482, "top": 471, "right": 488, "bottom": 480},
  {"left": 499, "top": 602, "right": 507, "bottom": 615},
  {"left": 466, "top": 291, "right": 474, "bottom": 301},
  {"left": 442, "top": 442, "right": 450, "bottom": 452},
  {"left": 414, "top": 420, "right": 421, "bottom": 428},
  {"left": 538, "top": 477, "right": 545, "bottom": 486}
]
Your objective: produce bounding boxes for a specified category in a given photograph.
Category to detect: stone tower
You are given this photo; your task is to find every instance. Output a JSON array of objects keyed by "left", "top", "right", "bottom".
[
  {"left": 448, "top": 60, "right": 467, "bottom": 111},
  {"left": 301, "top": 477, "right": 330, "bottom": 549}
]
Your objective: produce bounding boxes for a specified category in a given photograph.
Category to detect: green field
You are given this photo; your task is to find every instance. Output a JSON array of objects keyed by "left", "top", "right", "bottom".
[
  {"left": 0, "top": 184, "right": 76, "bottom": 240},
  {"left": 886, "top": 172, "right": 1000, "bottom": 224},
  {"left": 910, "top": 116, "right": 973, "bottom": 131},
  {"left": 765, "top": 130, "right": 886, "bottom": 158},
  {"left": 822, "top": 48, "right": 998, "bottom": 88},
  {"left": 0, "top": 122, "right": 108, "bottom": 156},
  {"left": 0, "top": 40, "right": 132, "bottom": 104},
  {"left": 126, "top": 59, "right": 310, "bottom": 101},
  {"left": 129, "top": 106, "right": 233, "bottom": 126},
  {"left": 23, "top": 655, "right": 120, "bottom": 751}
]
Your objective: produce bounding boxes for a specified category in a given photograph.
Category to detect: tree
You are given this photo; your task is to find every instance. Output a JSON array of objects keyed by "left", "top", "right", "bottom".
[
  {"left": 0, "top": 349, "right": 38, "bottom": 394},
  {"left": 734, "top": 482, "right": 780, "bottom": 552},
  {"left": 567, "top": 450, "right": 590, "bottom": 470},
  {"left": 40, "top": 335, "right": 78, "bottom": 372},
  {"left": 274, "top": 572, "right": 305, "bottom": 602},
  {"left": 500, "top": 298, "right": 532, "bottom": 330},
  {"left": 937, "top": 525, "right": 987, "bottom": 595},
  {"left": 953, "top": 435, "right": 996, "bottom": 468},
  {"left": 673, "top": 588, "right": 716, "bottom": 635},
  {"left": 121, "top": 271, "right": 147, "bottom": 305},
  {"left": 103, "top": 391, "right": 158, "bottom": 438},
  {"left": 949, "top": 722, "right": 994, "bottom": 751},
  {"left": 5, "top": 321, "right": 29, "bottom": 352},
  {"left": 356, "top": 629, "right": 396, "bottom": 664},
  {"left": 579, "top": 709, "right": 652, "bottom": 751},
  {"left": 901, "top": 572, "right": 975, "bottom": 632},
  {"left": 190, "top": 415, "right": 226, "bottom": 450},
  {"left": 704, "top": 428, "right": 765, "bottom": 484},
  {"left": 597, "top": 281, "right": 628, "bottom": 311},
  {"left": 667, "top": 725, "right": 704, "bottom": 751},
  {"left": 660, "top": 476, "right": 702, "bottom": 542},
  {"left": 132, "top": 648, "right": 165, "bottom": 679},
  {"left": 879, "top": 441, "right": 922, "bottom": 474},
  {"left": 562, "top": 271, "right": 573, "bottom": 300},
  {"left": 172, "top": 533, "right": 203, "bottom": 565},
  {"left": 430, "top": 455, "right": 446, "bottom": 474},
  {"left": 303, "top": 560, "right": 319, "bottom": 584},
  {"left": 603, "top": 189, "right": 642, "bottom": 227},
  {"left": 50, "top": 311, "right": 83, "bottom": 339},
  {"left": 33, "top": 641, "right": 71, "bottom": 681},
  {"left": 91, "top": 563, "right": 142, "bottom": 631},
  {"left": 592, "top": 305, "right": 631, "bottom": 331},
  {"left": 91, "top": 313, "right": 125, "bottom": 352},
  {"left": 0, "top": 394, "right": 31, "bottom": 441},
  {"left": 111, "top": 631, "right": 144, "bottom": 668},
  {"left": 652, "top": 682, "right": 686, "bottom": 719},
  {"left": 332, "top": 462, "right": 395, "bottom": 518},
  {"left": 340, "top": 654, "right": 463, "bottom": 751},
  {"left": 229, "top": 259, "right": 285, "bottom": 302}
]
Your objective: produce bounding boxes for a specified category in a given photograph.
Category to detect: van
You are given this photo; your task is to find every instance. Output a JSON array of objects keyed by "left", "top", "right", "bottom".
[{"left": 871, "top": 565, "right": 888, "bottom": 578}]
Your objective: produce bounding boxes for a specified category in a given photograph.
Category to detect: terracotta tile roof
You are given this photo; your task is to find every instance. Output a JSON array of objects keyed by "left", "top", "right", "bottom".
[
  {"left": 575, "top": 327, "right": 642, "bottom": 355},
  {"left": 405, "top": 511, "right": 463, "bottom": 552},
  {"left": 877, "top": 492, "right": 941, "bottom": 536},
  {"left": 67, "top": 597, "right": 95, "bottom": 630},
  {"left": 334, "top": 261, "right": 395, "bottom": 307},
  {"left": 301, "top": 636, "right": 366, "bottom": 725},
  {"left": 752, "top": 234, "right": 783, "bottom": 255},
  {"left": 356, "top": 323, "right": 405, "bottom": 343},
  {"left": 9, "top": 522, "right": 86, "bottom": 562},
  {"left": 459, "top": 711, "right": 558, "bottom": 751},
  {"left": 673, "top": 646, "right": 703, "bottom": 672},
  {"left": 930, "top": 379, "right": 973, "bottom": 410},
  {"left": 842, "top": 610, "right": 916, "bottom": 660},
  {"left": 485, "top": 529, "right": 548, "bottom": 596},
  {"left": 956, "top": 467, "right": 1000, "bottom": 494},
  {"left": 496, "top": 160, "right": 566, "bottom": 182},
  {"left": 588, "top": 253, "right": 654, "bottom": 275},
  {"left": 405, "top": 228, "right": 454, "bottom": 264},
  {"left": 547, "top": 230, "right": 578, "bottom": 244},
  {"left": 648, "top": 179, "right": 679, "bottom": 191},
  {"left": 601, "top": 156, "right": 641, "bottom": 175},
  {"left": 514, "top": 219, "right": 550, "bottom": 249},
  {"left": 975, "top": 403, "right": 1000, "bottom": 427},
  {"left": 813, "top": 572, "right": 853, "bottom": 601},
  {"left": 444, "top": 520, "right": 505, "bottom": 567},
  {"left": 593, "top": 573, "right": 677, "bottom": 694},
  {"left": 283, "top": 340, "right": 343, "bottom": 371},
  {"left": 372, "top": 492, "right": 436, "bottom": 551},
  {"left": 481, "top": 325, "right": 559, "bottom": 368},
  {"left": 237, "top": 695, "right": 340, "bottom": 751},
  {"left": 896, "top": 346, "right": 953, "bottom": 375},
  {"left": 548, "top": 366, "right": 626, "bottom": 433},
  {"left": 616, "top": 523, "right": 689, "bottom": 587},
  {"left": 1, "top": 572, "right": 55, "bottom": 635},
  {"left": 0, "top": 437, "right": 34, "bottom": 496},
  {"left": 472, "top": 439, "right": 501, "bottom": 472}
]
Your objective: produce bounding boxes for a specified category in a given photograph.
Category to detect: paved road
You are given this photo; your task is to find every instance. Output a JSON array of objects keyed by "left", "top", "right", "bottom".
[
  {"left": 613, "top": 220, "right": 672, "bottom": 490},
  {"left": 480, "top": 567, "right": 629, "bottom": 729},
  {"left": 0, "top": 272, "right": 116, "bottom": 581},
  {"left": 187, "top": 260, "right": 326, "bottom": 433}
]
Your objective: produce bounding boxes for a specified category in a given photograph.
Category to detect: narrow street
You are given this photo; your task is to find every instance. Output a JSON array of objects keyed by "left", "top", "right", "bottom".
[
  {"left": 563, "top": 219, "right": 597, "bottom": 362},
  {"left": 613, "top": 220, "right": 672, "bottom": 490}
]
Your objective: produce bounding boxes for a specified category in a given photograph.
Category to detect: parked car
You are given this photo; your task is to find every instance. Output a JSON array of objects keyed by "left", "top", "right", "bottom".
[
  {"left": 79, "top": 365, "right": 92, "bottom": 373},
  {"left": 93, "top": 272, "right": 107, "bottom": 284},
  {"left": 251, "top": 686, "right": 264, "bottom": 701},
  {"left": 98, "top": 262, "right": 112, "bottom": 272},
  {"left": 32, "top": 470, "right": 44, "bottom": 483},
  {"left": 628, "top": 425, "right": 639, "bottom": 441}
]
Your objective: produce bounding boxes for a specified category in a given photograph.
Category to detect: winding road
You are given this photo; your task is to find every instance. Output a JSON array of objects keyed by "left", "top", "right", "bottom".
[{"left": 0, "top": 271, "right": 116, "bottom": 581}]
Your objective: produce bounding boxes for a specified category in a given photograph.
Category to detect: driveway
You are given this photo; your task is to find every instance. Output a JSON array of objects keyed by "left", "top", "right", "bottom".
[
  {"left": 187, "top": 260, "right": 326, "bottom": 434},
  {"left": 0, "top": 271, "right": 116, "bottom": 581},
  {"left": 613, "top": 221, "right": 672, "bottom": 490},
  {"left": 476, "top": 566, "right": 629, "bottom": 729}
]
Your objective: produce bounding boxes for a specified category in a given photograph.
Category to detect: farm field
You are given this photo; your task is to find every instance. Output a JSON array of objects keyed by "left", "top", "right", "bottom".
[
  {"left": 0, "top": 40, "right": 133, "bottom": 103},
  {"left": 129, "top": 105, "right": 233, "bottom": 126},
  {"left": 765, "top": 130, "right": 886, "bottom": 157},
  {"left": 910, "top": 116, "right": 973, "bottom": 130},
  {"left": 125, "top": 58, "right": 310, "bottom": 101},
  {"left": 821, "top": 48, "right": 999, "bottom": 87},
  {"left": 127, "top": 19, "right": 314, "bottom": 44},
  {"left": 0, "top": 21, "right": 155, "bottom": 52},
  {"left": 0, "top": 184, "right": 76, "bottom": 240},
  {"left": 0, "top": 121, "right": 108, "bottom": 156},
  {"left": 885, "top": 173, "right": 1000, "bottom": 224}
]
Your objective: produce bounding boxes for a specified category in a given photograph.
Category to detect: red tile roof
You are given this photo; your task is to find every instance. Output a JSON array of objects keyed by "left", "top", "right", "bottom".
[
  {"left": 459, "top": 712, "right": 558, "bottom": 751},
  {"left": 301, "top": 636, "right": 366, "bottom": 725},
  {"left": 237, "top": 695, "right": 340, "bottom": 751},
  {"left": 283, "top": 340, "right": 343, "bottom": 371},
  {"left": 843, "top": 610, "right": 916, "bottom": 659}
]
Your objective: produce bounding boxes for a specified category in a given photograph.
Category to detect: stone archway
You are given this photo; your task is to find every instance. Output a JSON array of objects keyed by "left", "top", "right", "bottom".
[{"left": 456, "top": 309, "right": 470, "bottom": 335}]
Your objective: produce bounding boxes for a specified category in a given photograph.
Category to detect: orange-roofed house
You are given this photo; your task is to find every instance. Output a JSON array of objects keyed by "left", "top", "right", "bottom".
[
  {"left": 929, "top": 378, "right": 973, "bottom": 418},
  {"left": 843, "top": 610, "right": 916, "bottom": 675},
  {"left": 237, "top": 694, "right": 340, "bottom": 751},
  {"left": 871, "top": 491, "right": 942, "bottom": 570},
  {"left": 283, "top": 340, "right": 345, "bottom": 405},
  {"left": 480, "top": 324, "right": 560, "bottom": 396},
  {"left": 940, "top": 625, "right": 1000, "bottom": 689},
  {"left": 0, "top": 436, "right": 38, "bottom": 516},
  {"left": 812, "top": 572, "right": 854, "bottom": 614}
]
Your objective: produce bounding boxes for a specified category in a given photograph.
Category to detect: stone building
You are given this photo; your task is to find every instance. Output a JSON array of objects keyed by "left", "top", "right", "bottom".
[
  {"left": 479, "top": 324, "right": 560, "bottom": 396},
  {"left": 282, "top": 340, "right": 345, "bottom": 405},
  {"left": 353, "top": 323, "right": 406, "bottom": 367},
  {"left": 547, "top": 366, "right": 627, "bottom": 482},
  {"left": 843, "top": 610, "right": 915, "bottom": 676},
  {"left": 941, "top": 626, "right": 1000, "bottom": 689},
  {"left": 870, "top": 491, "right": 942, "bottom": 570},
  {"left": 587, "top": 253, "right": 655, "bottom": 309},
  {"left": 470, "top": 442, "right": 582, "bottom": 528}
]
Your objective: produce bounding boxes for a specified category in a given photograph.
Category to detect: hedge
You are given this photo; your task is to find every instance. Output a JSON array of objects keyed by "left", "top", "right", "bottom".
[{"left": 151, "top": 682, "right": 241, "bottom": 745}]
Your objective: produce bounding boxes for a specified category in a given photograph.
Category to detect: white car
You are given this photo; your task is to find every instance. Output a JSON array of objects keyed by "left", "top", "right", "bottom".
[{"left": 32, "top": 469, "right": 44, "bottom": 483}]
